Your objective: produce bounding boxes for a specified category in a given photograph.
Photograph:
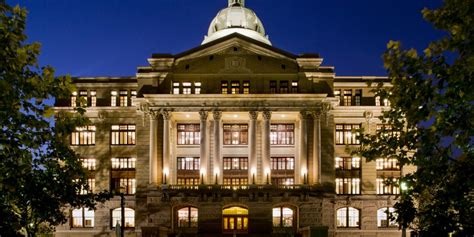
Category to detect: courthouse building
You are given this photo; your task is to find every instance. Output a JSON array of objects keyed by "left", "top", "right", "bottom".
[{"left": 54, "top": 0, "right": 407, "bottom": 236}]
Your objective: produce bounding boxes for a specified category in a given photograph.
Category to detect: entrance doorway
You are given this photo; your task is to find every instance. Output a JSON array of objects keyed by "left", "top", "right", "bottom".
[{"left": 222, "top": 206, "right": 248, "bottom": 234}]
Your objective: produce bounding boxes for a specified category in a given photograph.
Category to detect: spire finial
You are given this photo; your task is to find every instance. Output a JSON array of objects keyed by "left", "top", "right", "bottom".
[{"left": 228, "top": 0, "right": 245, "bottom": 7}]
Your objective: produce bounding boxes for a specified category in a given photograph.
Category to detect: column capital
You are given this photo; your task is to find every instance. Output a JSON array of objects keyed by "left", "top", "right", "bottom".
[
  {"left": 161, "top": 110, "right": 172, "bottom": 120},
  {"left": 213, "top": 110, "right": 222, "bottom": 120},
  {"left": 148, "top": 110, "right": 161, "bottom": 120},
  {"left": 262, "top": 110, "right": 271, "bottom": 120},
  {"left": 299, "top": 111, "right": 310, "bottom": 120},
  {"left": 249, "top": 111, "right": 258, "bottom": 120},
  {"left": 199, "top": 110, "right": 209, "bottom": 121}
]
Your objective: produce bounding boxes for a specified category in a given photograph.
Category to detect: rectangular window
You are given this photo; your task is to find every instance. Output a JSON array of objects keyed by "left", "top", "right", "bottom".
[
  {"left": 90, "top": 91, "right": 97, "bottom": 107},
  {"left": 177, "top": 178, "right": 200, "bottom": 186},
  {"left": 221, "top": 81, "right": 228, "bottom": 94},
  {"left": 177, "top": 157, "right": 200, "bottom": 171},
  {"left": 177, "top": 124, "right": 200, "bottom": 145},
  {"left": 71, "top": 91, "right": 77, "bottom": 107},
  {"left": 231, "top": 81, "right": 240, "bottom": 94},
  {"left": 111, "top": 158, "right": 136, "bottom": 170},
  {"left": 271, "top": 157, "right": 295, "bottom": 170},
  {"left": 80, "top": 178, "right": 95, "bottom": 195},
  {"left": 355, "top": 89, "right": 362, "bottom": 106},
  {"left": 173, "top": 82, "right": 180, "bottom": 94},
  {"left": 376, "top": 124, "right": 401, "bottom": 137},
  {"left": 223, "top": 158, "right": 248, "bottom": 170},
  {"left": 130, "top": 90, "right": 136, "bottom": 106},
  {"left": 223, "top": 124, "right": 248, "bottom": 145},
  {"left": 111, "top": 178, "right": 136, "bottom": 195},
  {"left": 79, "top": 90, "right": 88, "bottom": 107},
  {"left": 182, "top": 82, "right": 192, "bottom": 94},
  {"left": 376, "top": 178, "right": 400, "bottom": 195},
  {"left": 111, "top": 90, "right": 118, "bottom": 106},
  {"left": 376, "top": 158, "right": 400, "bottom": 170},
  {"left": 223, "top": 178, "right": 248, "bottom": 187},
  {"left": 343, "top": 90, "right": 352, "bottom": 106},
  {"left": 243, "top": 81, "right": 250, "bottom": 94},
  {"left": 81, "top": 158, "right": 96, "bottom": 171},
  {"left": 335, "top": 124, "right": 360, "bottom": 145},
  {"left": 194, "top": 82, "right": 201, "bottom": 94},
  {"left": 270, "top": 124, "right": 294, "bottom": 145},
  {"left": 280, "top": 81, "right": 289, "bottom": 93},
  {"left": 72, "top": 208, "right": 94, "bottom": 228},
  {"left": 335, "top": 157, "right": 361, "bottom": 170},
  {"left": 291, "top": 81, "right": 298, "bottom": 93},
  {"left": 335, "top": 178, "right": 360, "bottom": 194},
  {"left": 71, "top": 126, "right": 96, "bottom": 146},
  {"left": 270, "top": 80, "right": 277, "bottom": 93},
  {"left": 111, "top": 125, "right": 136, "bottom": 145},
  {"left": 271, "top": 178, "right": 294, "bottom": 186},
  {"left": 334, "top": 89, "right": 341, "bottom": 105},
  {"left": 375, "top": 96, "right": 381, "bottom": 106},
  {"left": 119, "top": 90, "right": 128, "bottom": 106}
]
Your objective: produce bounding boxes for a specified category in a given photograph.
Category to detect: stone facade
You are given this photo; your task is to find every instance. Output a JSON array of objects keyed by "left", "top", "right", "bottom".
[{"left": 53, "top": 2, "right": 406, "bottom": 237}]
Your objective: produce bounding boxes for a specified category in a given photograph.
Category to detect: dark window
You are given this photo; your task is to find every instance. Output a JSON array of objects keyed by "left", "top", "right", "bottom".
[
  {"left": 270, "top": 124, "right": 294, "bottom": 145},
  {"left": 223, "top": 124, "right": 248, "bottom": 145},
  {"left": 355, "top": 89, "right": 362, "bottom": 106},
  {"left": 335, "top": 124, "right": 360, "bottom": 145},
  {"left": 111, "top": 125, "right": 136, "bottom": 145},
  {"left": 177, "top": 124, "right": 200, "bottom": 145},
  {"left": 71, "top": 126, "right": 96, "bottom": 146},
  {"left": 280, "top": 81, "right": 289, "bottom": 93},
  {"left": 270, "top": 81, "right": 277, "bottom": 93}
]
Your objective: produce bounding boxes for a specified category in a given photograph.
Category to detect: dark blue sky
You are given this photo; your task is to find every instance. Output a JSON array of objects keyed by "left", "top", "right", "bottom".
[{"left": 10, "top": 0, "right": 443, "bottom": 77}]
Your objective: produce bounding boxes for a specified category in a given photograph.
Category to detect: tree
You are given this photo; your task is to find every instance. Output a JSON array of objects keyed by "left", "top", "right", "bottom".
[
  {"left": 353, "top": 0, "right": 473, "bottom": 236},
  {"left": 0, "top": 2, "right": 109, "bottom": 236}
]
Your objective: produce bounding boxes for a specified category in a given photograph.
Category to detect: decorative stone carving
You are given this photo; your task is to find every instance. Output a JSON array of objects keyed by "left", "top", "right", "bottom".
[
  {"left": 161, "top": 110, "right": 172, "bottom": 120},
  {"left": 262, "top": 110, "right": 271, "bottom": 120},
  {"left": 199, "top": 110, "right": 208, "bottom": 120},
  {"left": 299, "top": 111, "right": 309, "bottom": 120},
  {"left": 249, "top": 111, "right": 258, "bottom": 120},
  {"left": 213, "top": 110, "right": 222, "bottom": 120},
  {"left": 149, "top": 110, "right": 161, "bottom": 120}
]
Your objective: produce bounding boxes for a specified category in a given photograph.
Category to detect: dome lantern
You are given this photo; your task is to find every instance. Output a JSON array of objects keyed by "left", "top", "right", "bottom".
[{"left": 228, "top": 0, "right": 245, "bottom": 7}]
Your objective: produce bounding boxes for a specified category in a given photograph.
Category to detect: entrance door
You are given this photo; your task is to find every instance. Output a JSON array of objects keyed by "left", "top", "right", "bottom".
[{"left": 222, "top": 206, "right": 248, "bottom": 234}]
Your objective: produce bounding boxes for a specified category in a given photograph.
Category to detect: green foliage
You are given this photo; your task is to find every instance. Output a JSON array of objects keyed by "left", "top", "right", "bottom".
[
  {"left": 0, "top": 2, "right": 110, "bottom": 236},
  {"left": 353, "top": 0, "right": 474, "bottom": 235}
]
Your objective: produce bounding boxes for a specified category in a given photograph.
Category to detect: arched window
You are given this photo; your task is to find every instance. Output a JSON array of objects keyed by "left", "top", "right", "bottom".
[
  {"left": 71, "top": 208, "right": 94, "bottom": 228},
  {"left": 272, "top": 207, "right": 294, "bottom": 227},
  {"left": 336, "top": 207, "right": 360, "bottom": 228},
  {"left": 222, "top": 206, "right": 248, "bottom": 233},
  {"left": 377, "top": 207, "right": 398, "bottom": 228},
  {"left": 177, "top": 207, "right": 198, "bottom": 228},
  {"left": 111, "top": 208, "right": 135, "bottom": 228}
]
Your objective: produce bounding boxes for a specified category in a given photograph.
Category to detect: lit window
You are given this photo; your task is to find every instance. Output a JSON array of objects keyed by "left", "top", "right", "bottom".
[
  {"left": 336, "top": 207, "right": 360, "bottom": 228},
  {"left": 111, "top": 157, "right": 136, "bottom": 170},
  {"left": 377, "top": 207, "right": 398, "bottom": 228},
  {"left": 173, "top": 82, "right": 180, "bottom": 94},
  {"left": 231, "top": 81, "right": 240, "bottom": 94},
  {"left": 280, "top": 81, "right": 289, "bottom": 93},
  {"left": 71, "top": 126, "right": 96, "bottom": 146},
  {"left": 90, "top": 91, "right": 97, "bottom": 107},
  {"left": 243, "top": 81, "right": 250, "bottom": 94},
  {"left": 222, "top": 207, "right": 248, "bottom": 233},
  {"left": 273, "top": 207, "right": 294, "bottom": 227},
  {"left": 194, "top": 82, "right": 201, "bottom": 94},
  {"left": 384, "top": 98, "right": 391, "bottom": 106},
  {"left": 343, "top": 90, "right": 352, "bottom": 106},
  {"left": 376, "top": 124, "right": 401, "bottom": 137},
  {"left": 335, "top": 124, "right": 360, "bottom": 145},
  {"left": 376, "top": 158, "right": 400, "bottom": 170},
  {"left": 111, "top": 208, "right": 135, "bottom": 228},
  {"left": 79, "top": 178, "right": 95, "bottom": 195},
  {"left": 182, "top": 82, "right": 192, "bottom": 94},
  {"left": 130, "top": 90, "right": 136, "bottom": 106},
  {"left": 355, "top": 89, "right": 362, "bottom": 106},
  {"left": 177, "top": 157, "right": 200, "bottom": 171},
  {"left": 334, "top": 89, "right": 341, "bottom": 105},
  {"left": 271, "top": 157, "right": 294, "bottom": 171},
  {"left": 119, "top": 90, "right": 128, "bottom": 106},
  {"left": 223, "top": 124, "right": 248, "bottom": 145},
  {"left": 376, "top": 178, "right": 400, "bottom": 195},
  {"left": 79, "top": 90, "right": 88, "bottom": 107},
  {"left": 271, "top": 157, "right": 295, "bottom": 185},
  {"left": 270, "top": 124, "right": 294, "bottom": 145},
  {"left": 335, "top": 157, "right": 360, "bottom": 170},
  {"left": 375, "top": 96, "right": 381, "bottom": 106},
  {"left": 81, "top": 158, "right": 96, "bottom": 171},
  {"left": 177, "top": 207, "right": 198, "bottom": 228},
  {"left": 71, "top": 91, "right": 78, "bottom": 107},
  {"left": 71, "top": 208, "right": 94, "bottom": 228},
  {"left": 221, "top": 81, "right": 228, "bottom": 94},
  {"left": 291, "top": 81, "right": 298, "bottom": 93},
  {"left": 177, "top": 124, "right": 200, "bottom": 145},
  {"left": 111, "top": 125, "right": 136, "bottom": 145},
  {"left": 335, "top": 178, "right": 360, "bottom": 194},
  {"left": 111, "top": 178, "right": 136, "bottom": 195},
  {"left": 110, "top": 90, "right": 118, "bottom": 106}
]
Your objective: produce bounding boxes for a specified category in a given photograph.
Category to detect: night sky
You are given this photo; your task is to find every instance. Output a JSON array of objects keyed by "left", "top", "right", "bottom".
[{"left": 9, "top": 0, "right": 444, "bottom": 77}]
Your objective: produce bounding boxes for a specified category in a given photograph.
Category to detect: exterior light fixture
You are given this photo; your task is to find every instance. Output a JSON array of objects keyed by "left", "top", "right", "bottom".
[
  {"left": 251, "top": 168, "right": 256, "bottom": 184},
  {"left": 264, "top": 168, "right": 270, "bottom": 185},
  {"left": 214, "top": 167, "right": 220, "bottom": 185},
  {"left": 302, "top": 167, "right": 308, "bottom": 185},
  {"left": 163, "top": 168, "right": 169, "bottom": 185},
  {"left": 200, "top": 168, "right": 206, "bottom": 184}
]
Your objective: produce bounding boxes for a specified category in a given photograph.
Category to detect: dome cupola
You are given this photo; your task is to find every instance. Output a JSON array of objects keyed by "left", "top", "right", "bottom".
[{"left": 202, "top": 0, "right": 271, "bottom": 45}]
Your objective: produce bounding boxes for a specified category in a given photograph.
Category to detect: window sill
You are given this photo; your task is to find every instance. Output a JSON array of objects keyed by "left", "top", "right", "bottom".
[{"left": 223, "top": 145, "right": 248, "bottom": 148}]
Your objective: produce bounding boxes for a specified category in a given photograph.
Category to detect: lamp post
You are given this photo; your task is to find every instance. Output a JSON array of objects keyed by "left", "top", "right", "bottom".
[
  {"left": 115, "top": 186, "right": 125, "bottom": 237},
  {"left": 400, "top": 181, "right": 408, "bottom": 237}
]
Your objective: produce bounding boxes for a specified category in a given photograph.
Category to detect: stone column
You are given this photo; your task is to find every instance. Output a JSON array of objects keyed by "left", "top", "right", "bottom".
[
  {"left": 248, "top": 111, "right": 258, "bottom": 184},
  {"left": 162, "top": 110, "right": 172, "bottom": 184},
  {"left": 149, "top": 111, "right": 160, "bottom": 185},
  {"left": 262, "top": 110, "right": 271, "bottom": 184},
  {"left": 213, "top": 111, "right": 222, "bottom": 184},
  {"left": 199, "top": 110, "right": 208, "bottom": 184},
  {"left": 298, "top": 111, "right": 308, "bottom": 184},
  {"left": 312, "top": 110, "right": 322, "bottom": 184}
]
